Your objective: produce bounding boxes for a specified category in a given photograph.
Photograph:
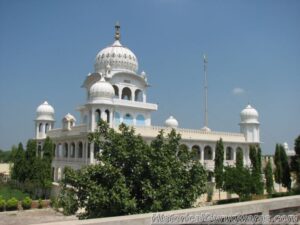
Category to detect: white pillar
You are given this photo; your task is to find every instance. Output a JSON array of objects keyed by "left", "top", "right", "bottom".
[
  {"left": 201, "top": 149, "right": 204, "bottom": 165},
  {"left": 90, "top": 143, "right": 94, "bottom": 164},
  {"left": 91, "top": 109, "right": 95, "bottom": 131}
]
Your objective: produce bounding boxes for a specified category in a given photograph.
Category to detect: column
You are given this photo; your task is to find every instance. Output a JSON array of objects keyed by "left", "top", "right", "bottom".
[
  {"left": 109, "top": 110, "right": 113, "bottom": 128},
  {"left": 233, "top": 148, "right": 236, "bottom": 161},
  {"left": 132, "top": 88, "right": 135, "bottom": 102},
  {"left": 91, "top": 109, "right": 95, "bottom": 131},
  {"left": 201, "top": 148, "right": 204, "bottom": 165},
  {"left": 90, "top": 142, "right": 94, "bottom": 164},
  {"left": 143, "top": 92, "right": 146, "bottom": 103}
]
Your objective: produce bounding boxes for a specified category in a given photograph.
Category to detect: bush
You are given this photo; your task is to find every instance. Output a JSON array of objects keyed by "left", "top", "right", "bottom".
[
  {"left": 22, "top": 196, "right": 32, "bottom": 210},
  {"left": 38, "top": 198, "right": 43, "bottom": 209},
  {"left": 6, "top": 197, "right": 18, "bottom": 211},
  {"left": 270, "top": 191, "right": 294, "bottom": 198},
  {"left": 217, "top": 198, "right": 239, "bottom": 205},
  {"left": 0, "top": 196, "right": 6, "bottom": 211}
]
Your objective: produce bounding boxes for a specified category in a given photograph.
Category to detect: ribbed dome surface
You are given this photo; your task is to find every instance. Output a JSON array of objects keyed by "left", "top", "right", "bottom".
[
  {"left": 36, "top": 101, "right": 55, "bottom": 121},
  {"left": 240, "top": 105, "right": 259, "bottom": 123}
]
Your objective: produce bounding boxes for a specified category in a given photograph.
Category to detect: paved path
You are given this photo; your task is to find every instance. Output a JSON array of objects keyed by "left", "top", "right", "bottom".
[{"left": 0, "top": 208, "right": 77, "bottom": 225}]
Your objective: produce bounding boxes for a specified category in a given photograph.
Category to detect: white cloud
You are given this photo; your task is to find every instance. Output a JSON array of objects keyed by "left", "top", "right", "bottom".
[{"left": 232, "top": 87, "right": 245, "bottom": 95}]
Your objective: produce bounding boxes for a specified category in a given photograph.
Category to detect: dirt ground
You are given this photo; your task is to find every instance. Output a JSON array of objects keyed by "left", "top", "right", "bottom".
[{"left": 0, "top": 208, "right": 77, "bottom": 225}]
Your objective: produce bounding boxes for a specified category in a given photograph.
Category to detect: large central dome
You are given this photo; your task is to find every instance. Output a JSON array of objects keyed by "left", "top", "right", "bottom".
[{"left": 94, "top": 23, "right": 138, "bottom": 74}]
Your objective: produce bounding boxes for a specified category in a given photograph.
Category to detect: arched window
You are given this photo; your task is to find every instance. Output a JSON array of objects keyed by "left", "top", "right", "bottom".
[
  {"left": 113, "top": 85, "right": 119, "bottom": 98},
  {"left": 78, "top": 142, "right": 83, "bottom": 158},
  {"left": 121, "top": 87, "right": 132, "bottom": 100},
  {"left": 95, "top": 109, "right": 101, "bottom": 123},
  {"left": 204, "top": 146, "right": 213, "bottom": 160},
  {"left": 192, "top": 145, "right": 201, "bottom": 161},
  {"left": 135, "top": 89, "right": 143, "bottom": 102},
  {"left": 226, "top": 147, "right": 233, "bottom": 160},
  {"left": 45, "top": 123, "right": 49, "bottom": 132},
  {"left": 123, "top": 113, "right": 133, "bottom": 125},
  {"left": 87, "top": 143, "right": 90, "bottom": 158},
  {"left": 70, "top": 143, "right": 75, "bottom": 158},
  {"left": 114, "top": 112, "right": 121, "bottom": 125},
  {"left": 105, "top": 109, "right": 110, "bottom": 123},
  {"left": 64, "top": 143, "right": 68, "bottom": 158},
  {"left": 39, "top": 123, "right": 43, "bottom": 132},
  {"left": 136, "top": 114, "right": 145, "bottom": 126}
]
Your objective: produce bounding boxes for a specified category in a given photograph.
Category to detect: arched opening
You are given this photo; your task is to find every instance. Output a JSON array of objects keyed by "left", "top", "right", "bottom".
[
  {"left": 135, "top": 89, "right": 143, "bottom": 102},
  {"left": 114, "top": 112, "right": 121, "bottom": 125},
  {"left": 121, "top": 87, "right": 132, "bottom": 100},
  {"left": 38, "top": 145, "right": 42, "bottom": 157},
  {"left": 64, "top": 143, "right": 68, "bottom": 158},
  {"left": 70, "top": 143, "right": 75, "bottom": 158},
  {"left": 204, "top": 146, "right": 213, "bottom": 160},
  {"left": 95, "top": 109, "right": 101, "bottom": 123},
  {"left": 53, "top": 144, "right": 56, "bottom": 157},
  {"left": 105, "top": 109, "right": 110, "bottom": 123},
  {"left": 192, "top": 145, "right": 201, "bottom": 161},
  {"left": 45, "top": 123, "right": 49, "bottom": 132},
  {"left": 87, "top": 143, "right": 90, "bottom": 158},
  {"left": 136, "top": 114, "right": 145, "bottom": 126},
  {"left": 123, "top": 113, "right": 133, "bottom": 125},
  {"left": 226, "top": 147, "right": 233, "bottom": 160},
  {"left": 113, "top": 85, "right": 119, "bottom": 98},
  {"left": 78, "top": 142, "right": 83, "bottom": 158},
  {"left": 39, "top": 123, "right": 43, "bottom": 132},
  {"left": 58, "top": 143, "right": 62, "bottom": 158}
]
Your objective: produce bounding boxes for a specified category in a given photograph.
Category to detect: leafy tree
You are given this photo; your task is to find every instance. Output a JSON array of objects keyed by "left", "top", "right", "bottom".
[
  {"left": 279, "top": 145, "right": 291, "bottom": 190},
  {"left": 291, "top": 135, "right": 300, "bottom": 191},
  {"left": 249, "top": 145, "right": 263, "bottom": 195},
  {"left": 61, "top": 120, "right": 207, "bottom": 218},
  {"left": 274, "top": 144, "right": 291, "bottom": 191},
  {"left": 264, "top": 160, "right": 274, "bottom": 194},
  {"left": 0, "top": 149, "right": 12, "bottom": 163},
  {"left": 11, "top": 143, "right": 26, "bottom": 182},
  {"left": 214, "top": 138, "right": 224, "bottom": 199},
  {"left": 236, "top": 148, "right": 243, "bottom": 169},
  {"left": 223, "top": 166, "right": 252, "bottom": 201},
  {"left": 274, "top": 144, "right": 282, "bottom": 185}
]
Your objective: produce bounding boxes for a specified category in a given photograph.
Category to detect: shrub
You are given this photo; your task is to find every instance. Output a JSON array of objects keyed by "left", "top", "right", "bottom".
[
  {"left": 6, "top": 197, "right": 18, "bottom": 211},
  {"left": 217, "top": 198, "right": 239, "bottom": 205},
  {"left": 22, "top": 197, "right": 32, "bottom": 210},
  {"left": 38, "top": 198, "right": 43, "bottom": 209},
  {"left": 270, "top": 191, "right": 294, "bottom": 198},
  {"left": 0, "top": 196, "right": 6, "bottom": 211},
  {"left": 206, "top": 182, "right": 214, "bottom": 202}
]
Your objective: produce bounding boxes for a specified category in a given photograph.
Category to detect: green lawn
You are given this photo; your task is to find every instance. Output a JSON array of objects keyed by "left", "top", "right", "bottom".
[{"left": 0, "top": 184, "right": 29, "bottom": 200}]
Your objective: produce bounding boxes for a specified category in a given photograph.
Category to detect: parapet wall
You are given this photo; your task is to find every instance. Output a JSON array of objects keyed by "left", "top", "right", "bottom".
[{"left": 35, "top": 195, "right": 300, "bottom": 225}]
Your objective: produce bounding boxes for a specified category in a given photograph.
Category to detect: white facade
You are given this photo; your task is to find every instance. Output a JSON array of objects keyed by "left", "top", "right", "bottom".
[{"left": 34, "top": 24, "right": 260, "bottom": 182}]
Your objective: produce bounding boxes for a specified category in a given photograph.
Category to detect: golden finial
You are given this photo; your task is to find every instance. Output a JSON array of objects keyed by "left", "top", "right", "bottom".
[{"left": 115, "top": 21, "right": 120, "bottom": 41}]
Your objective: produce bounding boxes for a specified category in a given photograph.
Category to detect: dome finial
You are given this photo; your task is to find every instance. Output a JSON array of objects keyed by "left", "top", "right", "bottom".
[{"left": 115, "top": 21, "right": 120, "bottom": 41}]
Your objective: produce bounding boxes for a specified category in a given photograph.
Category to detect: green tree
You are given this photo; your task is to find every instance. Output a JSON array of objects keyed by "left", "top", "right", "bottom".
[
  {"left": 274, "top": 144, "right": 291, "bottom": 191},
  {"left": 61, "top": 120, "right": 207, "bottom": 218},
  {"left": 291, "top": 135, "right": 300, "bottom": 191},
  {"left": 274, "top": 144, "right": 282, "bottom": 185},
  {"left": 236, "top": 148, "right": 244, "bottom": 169},
  {"left": 264, "top": 160, "right": 274, "bottom": 194},
  {"left": 0, "top": 149, "right": 12, "bottom": 163},
  {"left": 249, "top": 145, "right": 263, "bottom": 195},
  {"left": 11, "top": 143, "right": 26, "bottom": 182},
  {"left": 223, "top": 166, "right": 252, "bottom": 201},
  {"left": 214, "top": 138, "right": 224, "bottom": 199},
  {"left": 279, "top": 145, "right": 291, "bottom": 191}
]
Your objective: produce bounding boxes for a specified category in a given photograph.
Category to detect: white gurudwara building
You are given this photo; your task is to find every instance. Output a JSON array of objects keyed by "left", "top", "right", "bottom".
[{"left": 34, "top": 24, "right": 260, "bottom": 182}]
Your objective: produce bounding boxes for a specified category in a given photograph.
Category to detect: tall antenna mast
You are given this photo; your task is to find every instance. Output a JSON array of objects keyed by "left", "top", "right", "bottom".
[{"left": 202, "top": 54, "right": 210, "bottom": 131}]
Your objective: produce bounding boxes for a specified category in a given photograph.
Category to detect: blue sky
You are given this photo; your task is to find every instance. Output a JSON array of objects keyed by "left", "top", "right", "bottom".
[{"left": 0, "top": 0, "right": 299, "bottom": 154}]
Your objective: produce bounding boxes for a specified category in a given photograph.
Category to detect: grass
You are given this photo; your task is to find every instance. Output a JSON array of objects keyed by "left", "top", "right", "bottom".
[{"left": 0, "top": 184, "right": 29, "bottom": 200}]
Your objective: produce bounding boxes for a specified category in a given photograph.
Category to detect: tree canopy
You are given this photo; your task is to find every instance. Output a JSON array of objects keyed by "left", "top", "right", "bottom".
[
  {"left": 61, "top": 121, "right": 207, "bottom": 218},
  {"left": 214, "top": 138, "right": 224, "bottom": 199}
]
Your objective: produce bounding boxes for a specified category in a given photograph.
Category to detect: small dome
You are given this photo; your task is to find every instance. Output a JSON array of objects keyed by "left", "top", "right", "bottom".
[
  {"left": 63, "top": 113, "right": 76, "bottom": 122},
  {"left": 240, "top": 104, "right": 259, "bottom": 123},
  {"left": 89, "top": 76, "right": 115, "bottom": 101},
  {"left": 36, "top": 101, "right": 55, "bottom": 121},
  {"left": 165, "top": 116, "right": 179, "bottom": 128}
]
